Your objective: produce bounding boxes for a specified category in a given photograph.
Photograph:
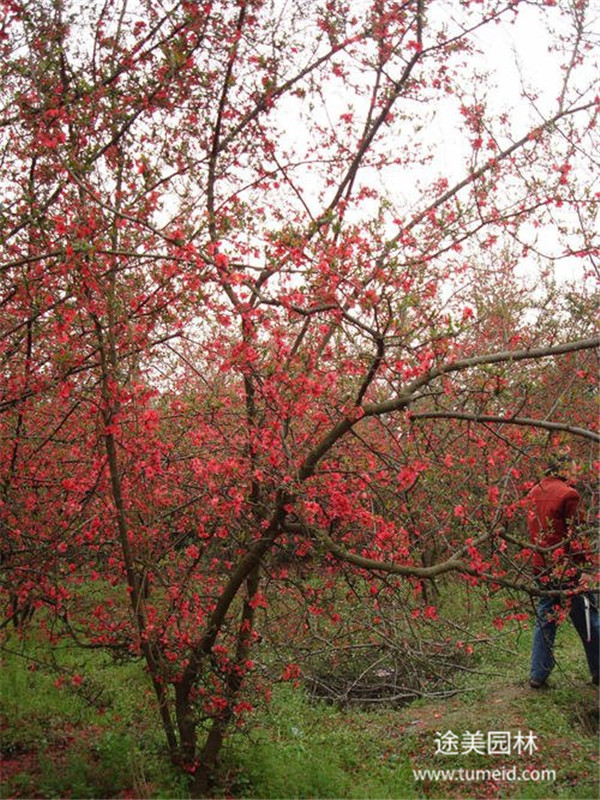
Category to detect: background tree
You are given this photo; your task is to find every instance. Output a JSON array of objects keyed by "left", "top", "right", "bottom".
[{"left": 1, "top": 0, "right": 598, "bottom": 794}]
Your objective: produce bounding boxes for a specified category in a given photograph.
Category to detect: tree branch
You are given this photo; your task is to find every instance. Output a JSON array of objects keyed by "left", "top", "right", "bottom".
[
  {"left": 364, "top": 335, "right": 600, "bottom": 417},
  {"left": 410, "top": 411, "right": 599, "bottom": 443},
  {"left": 298, "top": 335, "right": 599, "bottom": 480},
  {"left": 385, "top": 100, "right": 597, "bottom": 250}
]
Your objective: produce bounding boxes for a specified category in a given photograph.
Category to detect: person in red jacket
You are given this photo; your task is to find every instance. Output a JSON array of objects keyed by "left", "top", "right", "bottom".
[{"left": 527, "top": 452, "right": 598, "bottom": 688}]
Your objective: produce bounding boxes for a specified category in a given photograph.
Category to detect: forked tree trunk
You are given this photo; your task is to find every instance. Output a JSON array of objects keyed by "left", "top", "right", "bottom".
[{"left": 188, "top": 565, "right": 261, "bottom": 796}]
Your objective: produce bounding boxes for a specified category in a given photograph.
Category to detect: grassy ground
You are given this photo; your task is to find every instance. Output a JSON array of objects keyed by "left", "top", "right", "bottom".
[
  {"left": 1, "top": 610, "right": 598, "bottom": 798},
  {"left": 219, "top": 620, "right": 598, "bottom": 800}
]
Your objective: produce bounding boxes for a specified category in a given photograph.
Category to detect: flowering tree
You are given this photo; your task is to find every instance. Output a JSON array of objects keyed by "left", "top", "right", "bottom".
[{"left": 1, "top": 0, "right": 598, "bottom": 793}]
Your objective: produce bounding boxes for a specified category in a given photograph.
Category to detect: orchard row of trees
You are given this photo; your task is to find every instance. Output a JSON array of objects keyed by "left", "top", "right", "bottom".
[{"left": 1, "top": 0, "right": 598, "bottom": 794}]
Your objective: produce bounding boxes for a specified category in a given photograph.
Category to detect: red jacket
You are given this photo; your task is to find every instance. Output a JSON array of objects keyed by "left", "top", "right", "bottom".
[{"left": 526, "top": 476, "right": 581, "bottom": 575}]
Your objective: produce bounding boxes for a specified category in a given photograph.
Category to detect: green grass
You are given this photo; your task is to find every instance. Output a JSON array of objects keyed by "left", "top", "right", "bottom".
[
  {"left": 219, "top": 685, "right": 419, "bottom": 799},
  {"left": 1, "top": 593, "right": 598, "bottom": 799},
  {"left": 1, "top": 635, "right": 188, "bottom": 799}
]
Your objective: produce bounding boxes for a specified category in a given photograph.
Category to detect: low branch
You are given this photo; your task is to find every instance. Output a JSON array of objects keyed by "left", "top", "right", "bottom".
[
  {"left": 410, "top": 411, "right": 599, "bottom": 443},
  {"left": 311, "top": 525, "right": 597, "bottom": 597}
]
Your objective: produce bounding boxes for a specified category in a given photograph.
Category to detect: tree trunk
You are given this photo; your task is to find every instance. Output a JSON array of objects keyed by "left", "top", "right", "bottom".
[{"left": 190, "top": 565, "right": 261, "bottom": 796}]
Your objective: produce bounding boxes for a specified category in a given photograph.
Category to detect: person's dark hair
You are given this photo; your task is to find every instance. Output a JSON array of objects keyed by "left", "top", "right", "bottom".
[{"left": 544, "top": 452, "right": 571, "bottom": 477}]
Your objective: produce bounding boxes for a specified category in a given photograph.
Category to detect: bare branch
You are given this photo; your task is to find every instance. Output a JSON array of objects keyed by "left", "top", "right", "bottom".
[{"left": 410, "top": 411, "right": 599, "bottom": 443}]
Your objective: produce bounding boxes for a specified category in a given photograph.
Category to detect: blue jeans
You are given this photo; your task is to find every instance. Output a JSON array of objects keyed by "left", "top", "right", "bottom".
[{"left": 530, "top": 589, "right": 599, "bottom": 683}]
